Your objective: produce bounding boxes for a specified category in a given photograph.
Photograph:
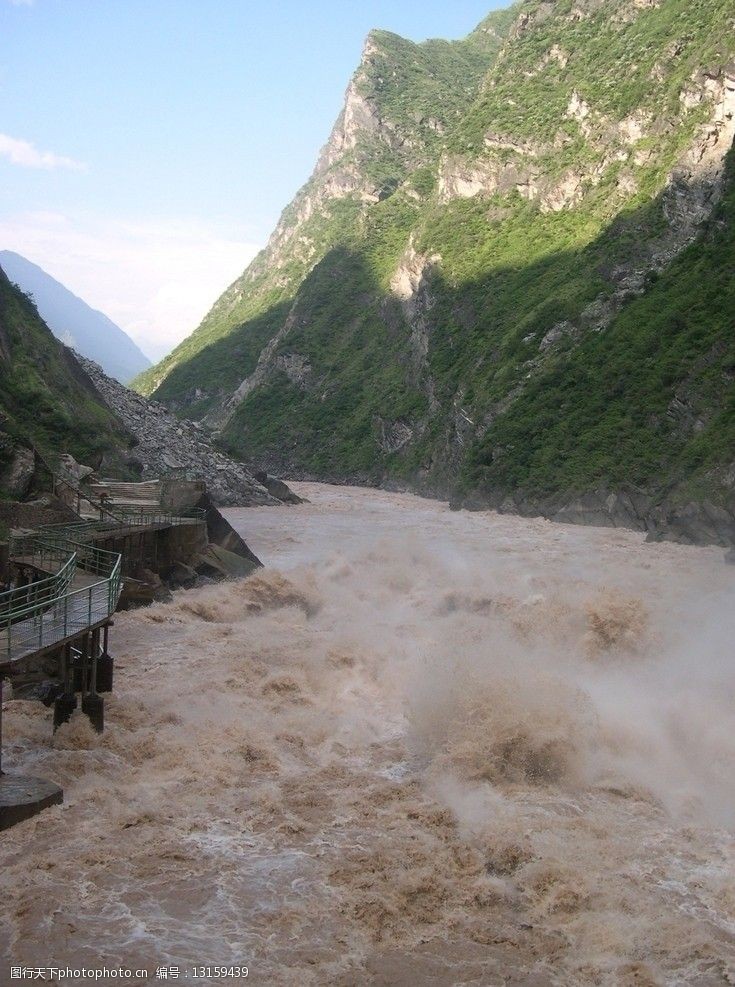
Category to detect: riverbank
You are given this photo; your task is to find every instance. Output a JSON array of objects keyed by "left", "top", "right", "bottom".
[{"left": 1, "top": 482, "right": 734, "bottom": 985}]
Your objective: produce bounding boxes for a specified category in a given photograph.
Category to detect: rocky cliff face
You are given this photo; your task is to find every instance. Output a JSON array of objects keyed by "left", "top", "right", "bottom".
[{"left": 136, "top": 0, "right": 735, "bottom": 546}]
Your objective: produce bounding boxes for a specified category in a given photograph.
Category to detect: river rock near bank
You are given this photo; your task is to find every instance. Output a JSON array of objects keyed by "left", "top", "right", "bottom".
[{"left": 452, "top": 482, "right": 735, "bottom": 550}]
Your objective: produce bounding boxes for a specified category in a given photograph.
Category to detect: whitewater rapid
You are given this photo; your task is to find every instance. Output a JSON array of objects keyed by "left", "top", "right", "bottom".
[{"left": 2, "top": 482, "right": 734, "bottom": 985}]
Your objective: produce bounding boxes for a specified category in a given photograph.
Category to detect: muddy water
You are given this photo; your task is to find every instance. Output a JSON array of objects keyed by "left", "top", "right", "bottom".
[{"left": 2, "top": 482, "right": 735, "bottom": 986}]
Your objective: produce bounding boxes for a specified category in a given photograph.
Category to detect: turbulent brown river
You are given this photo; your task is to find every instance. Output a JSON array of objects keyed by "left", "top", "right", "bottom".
[{"left": 3, "top": 482, "right": 735, "bottom": 985}]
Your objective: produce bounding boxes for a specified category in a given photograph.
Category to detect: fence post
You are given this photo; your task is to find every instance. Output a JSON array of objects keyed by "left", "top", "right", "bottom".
[{"left": 0, "top": 675, "right": 5, "bottom": 776}]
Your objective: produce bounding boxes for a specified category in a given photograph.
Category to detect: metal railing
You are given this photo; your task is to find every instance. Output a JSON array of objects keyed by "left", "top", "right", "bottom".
[
  {"left": 34, "top": 447, "right": 207, "bottom": 531},
  {"left": 40, "top": 508, "right": 207, "bottom": 544},
  {"left": 1, "top": 535, "right": 122, "bottom": 664},
  {"left": 2, "top": 451, "right": 204, "bottom": 662},
  {"left": 111, "top": 505, "right": 207, "bottom": 526},
  {"left": 0, "top": 541, "right": 78, "bottom": 619},
  {"left": 33, "top": 449, "right": 125, "bottom": 524},
  {"left": 39, "top": 520, "right": 123, "bottom": 541}
]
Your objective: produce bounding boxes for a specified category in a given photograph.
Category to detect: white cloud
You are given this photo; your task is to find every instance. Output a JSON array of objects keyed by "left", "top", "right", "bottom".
[
  {"left": 0, "top": 211, "right": 261, "bottom": 361},
  {"left": 0, "top": 133, "right": 87, "bottom": 171}
]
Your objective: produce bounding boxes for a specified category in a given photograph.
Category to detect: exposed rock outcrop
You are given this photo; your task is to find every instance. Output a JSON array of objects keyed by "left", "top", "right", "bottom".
[
  {"left": 223, "top": 307, "right": 300, "bottom": 418},
  {"left": 452, "top": 484, "right": 735, "bottom": 549},
  {"left": 389, "top": 239, "right": 441, "bottom": 397},
  {"left": 0, "top": 445, "right": 35, "bottom": 499}
]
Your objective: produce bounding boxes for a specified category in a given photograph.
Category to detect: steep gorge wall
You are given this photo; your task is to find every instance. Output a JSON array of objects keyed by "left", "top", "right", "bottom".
[{"left": 137, "top": 0, "right": 735, "bottom": 545}]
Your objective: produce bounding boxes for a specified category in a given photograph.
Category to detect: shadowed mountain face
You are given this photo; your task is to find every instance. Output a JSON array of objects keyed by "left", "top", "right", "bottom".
[
  {"left": 136, "top": 0, "right": 735, "bottom": 541},
  {"left": 0, "top": 251, "right": 151, "bottom": 384},
  {"left": 0, "top": 263, "right": 132, "bottom": 492}
]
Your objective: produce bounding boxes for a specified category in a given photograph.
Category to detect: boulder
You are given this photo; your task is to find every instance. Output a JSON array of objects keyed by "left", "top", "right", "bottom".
[
  {"left": 0, "top": 446, "right": 35, "bottom": 499},
  {"left": 167, "top": 561, "right": 199, "bottom": 588},
  {"left": 253, "top": 471, "right": 304, "bottom": 504},
  {"left": 58, "top": 453, "right": 95, "bottom": 485},
  {"left": 195, "top": 492, "right": 262, "bottom": 571}
]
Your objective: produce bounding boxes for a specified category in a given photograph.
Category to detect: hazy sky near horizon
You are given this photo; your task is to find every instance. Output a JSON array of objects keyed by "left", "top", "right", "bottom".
[{"left": 0, "top": 0, "right": 506, "bottom": 361}]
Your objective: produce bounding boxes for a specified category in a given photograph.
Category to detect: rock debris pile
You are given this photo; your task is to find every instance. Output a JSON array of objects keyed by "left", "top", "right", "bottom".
[{"left": 77, "top": 354, "right": 300, "bottom": 506}]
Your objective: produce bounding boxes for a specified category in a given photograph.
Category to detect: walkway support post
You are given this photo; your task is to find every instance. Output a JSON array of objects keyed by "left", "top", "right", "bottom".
[
  {"left": 0, "top": 675, "right": 5, "bottom": 777},
  {"left": 97, "top": 623, "right": 113, "bottom": 693},
  {"left": 53, "top": 643, "right": 77, "bottom": 731},
  {"left": 81, "top": 629, "right": 104, "bottom": 733}
]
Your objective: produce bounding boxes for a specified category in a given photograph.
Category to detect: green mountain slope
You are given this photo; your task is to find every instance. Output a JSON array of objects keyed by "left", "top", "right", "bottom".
[
  {"left": 134, "top": 8, "right": 514, "bottom": 408},
  {"left": 467, "top": 148, "right": 735, "bottom": 502},
  {"left": 0, "top": 266, "right": 131, "bottom": 492},
  {"left": 136, "top": 0, "right": 735, "bottom": 544}
]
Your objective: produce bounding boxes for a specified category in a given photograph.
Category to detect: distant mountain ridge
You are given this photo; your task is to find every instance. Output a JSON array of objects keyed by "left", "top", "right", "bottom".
[{"left": 0, "top": 251, "right": 151, "bottom": 384}]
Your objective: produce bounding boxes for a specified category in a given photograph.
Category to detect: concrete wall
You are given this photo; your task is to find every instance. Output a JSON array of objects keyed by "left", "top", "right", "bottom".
[
  {"left": 89, "top": 521, "right": 208, "bottom": 578},
  {"left": 160, "top": 479, "right": 207, "bottom": 513}
]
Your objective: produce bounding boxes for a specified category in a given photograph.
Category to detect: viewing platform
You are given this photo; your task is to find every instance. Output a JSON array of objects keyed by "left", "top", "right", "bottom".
[{"left": 0, "top": 469, "right": 211, "bottom": 830}]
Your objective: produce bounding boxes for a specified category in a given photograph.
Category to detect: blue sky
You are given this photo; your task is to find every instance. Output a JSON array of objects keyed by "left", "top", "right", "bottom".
[{"left": 0, "top": 0, "right": 507, "bottom": 360}]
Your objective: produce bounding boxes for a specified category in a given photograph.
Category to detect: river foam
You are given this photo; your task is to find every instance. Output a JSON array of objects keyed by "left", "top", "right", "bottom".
[{"left": 1, "top": 482, "right": 734, "bottom": 985}]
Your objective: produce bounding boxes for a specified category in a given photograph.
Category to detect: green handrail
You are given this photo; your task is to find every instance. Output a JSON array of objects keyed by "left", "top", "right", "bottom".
[
  {"left": 112, "top": 505, "right": 207, "bottom": 524},
  {"left": 2, "top": 535, "right": 122, "bottom": 665},
  {"left": 40, "top": 507, "right": 206, "bottom": 542},
  {"left": 2, "top": 504, "right": 203, "bottom": 663}
]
